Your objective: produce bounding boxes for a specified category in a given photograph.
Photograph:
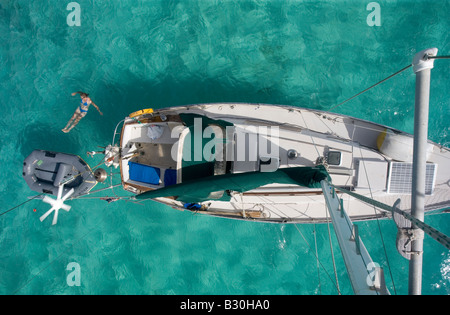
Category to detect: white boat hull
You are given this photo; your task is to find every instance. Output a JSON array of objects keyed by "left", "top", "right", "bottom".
[{"left": 119, "top": 103, "right": 450, "bottom": 223}]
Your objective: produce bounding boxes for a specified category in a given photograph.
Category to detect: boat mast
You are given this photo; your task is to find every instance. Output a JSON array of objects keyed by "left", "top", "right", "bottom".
[{"left": 409, "top": 48, "right": 438, "bottom": 295}]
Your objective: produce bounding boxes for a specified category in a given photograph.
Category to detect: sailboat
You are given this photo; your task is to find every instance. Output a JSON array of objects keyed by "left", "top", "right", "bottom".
[{"left": 21, "top": 48, "right": 450, "bottom": 294}]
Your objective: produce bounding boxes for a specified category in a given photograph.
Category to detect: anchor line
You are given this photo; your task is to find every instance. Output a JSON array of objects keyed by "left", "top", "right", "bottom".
[{"left": 0, "top": 193, "right": 45, "bottom": 217}]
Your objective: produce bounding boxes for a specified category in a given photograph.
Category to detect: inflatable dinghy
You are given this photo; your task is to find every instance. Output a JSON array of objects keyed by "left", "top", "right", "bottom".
[{"left": 23, "top": 150, "right": 97, "bottom": 198}]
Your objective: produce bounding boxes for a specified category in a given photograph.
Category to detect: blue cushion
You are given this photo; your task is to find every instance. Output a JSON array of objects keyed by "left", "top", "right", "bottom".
[
  {"left": 164, "top": 169, "right": 177, "bottom": 186},
  {"left": 128, "top": 161, "right": 160, "bottom": 185}
]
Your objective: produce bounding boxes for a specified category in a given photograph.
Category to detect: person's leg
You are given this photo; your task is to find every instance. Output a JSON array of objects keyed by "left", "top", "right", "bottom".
[
  {"left": 62, "top": 113, "right": 77, "bottom": 132},
  {"left": 66, "top": 113, "right": 85, "bottom": 132}
]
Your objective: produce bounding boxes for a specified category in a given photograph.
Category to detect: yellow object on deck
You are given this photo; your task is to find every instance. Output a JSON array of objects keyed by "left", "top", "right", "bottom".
[
  {"left": 129, "top": 108, "right": 153, "bottom": 118},
  {"left": 376, "top": 128, "right": 387, "bottom": 150}
]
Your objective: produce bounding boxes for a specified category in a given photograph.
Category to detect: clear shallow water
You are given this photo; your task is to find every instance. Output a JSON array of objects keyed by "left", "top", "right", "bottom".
[{"left": 0, "top": 0, "right": 449, "bottom": 295}]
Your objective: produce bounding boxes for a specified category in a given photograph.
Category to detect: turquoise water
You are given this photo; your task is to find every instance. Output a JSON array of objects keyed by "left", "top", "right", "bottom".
[{"left": 1, "top": 0, "right": 449, "bottom": 295}]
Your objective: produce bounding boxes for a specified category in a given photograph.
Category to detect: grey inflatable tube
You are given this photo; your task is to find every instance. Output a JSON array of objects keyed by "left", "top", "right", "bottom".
[{"left": 23, "top": 150, "right": 97, "bottom": 198}]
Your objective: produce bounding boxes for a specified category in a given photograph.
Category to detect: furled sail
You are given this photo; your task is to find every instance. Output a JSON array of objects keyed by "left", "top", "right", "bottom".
[{"left": 136, "top": 166, "right": 330, "bottom": 203}]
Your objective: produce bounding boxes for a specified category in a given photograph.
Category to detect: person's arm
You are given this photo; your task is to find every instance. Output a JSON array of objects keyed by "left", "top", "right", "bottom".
[
  {"left": 71, "top": 91, "right": 84, "bottom": 96},
  {"left": 91, "top": 102, "right": 103, "bottom": 115}
]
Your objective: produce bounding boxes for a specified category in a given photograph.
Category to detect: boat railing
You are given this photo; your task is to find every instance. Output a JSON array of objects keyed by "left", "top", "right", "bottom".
[{"left": 111, "top": 119, "right": 125, "bottom": 146}]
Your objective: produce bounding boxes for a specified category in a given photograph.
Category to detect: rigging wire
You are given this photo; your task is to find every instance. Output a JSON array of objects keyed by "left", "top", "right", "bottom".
[
  {"left": 329, "top": 54, "right": 450, "bottom": 112},
  {"left": 313, "top": 223, "right": 322, "bottom": 295},
  {"left": 329, "top": 64, "right": 412, "bottom": 111},
  {"left": 331, "top": 184, "right": 450, "bottom": 251},
  {"left": 325, "top": 203, "right": 341, "bottom": 294},
  {"left": 357, "top": 146, "right": 397, "bottom": 294},
  {"left": 293, "top": 224, "right": 342, "bottom": 295}
]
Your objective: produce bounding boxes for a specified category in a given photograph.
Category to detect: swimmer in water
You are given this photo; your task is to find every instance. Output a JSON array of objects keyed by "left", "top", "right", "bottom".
[{"left": 62, "top": 91, "right": 103, "bottom": 133}]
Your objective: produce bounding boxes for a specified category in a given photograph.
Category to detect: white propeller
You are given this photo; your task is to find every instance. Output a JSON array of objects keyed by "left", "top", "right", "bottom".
[{"left": 40, "top": 184, "right": 74, "bottom": 225}]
